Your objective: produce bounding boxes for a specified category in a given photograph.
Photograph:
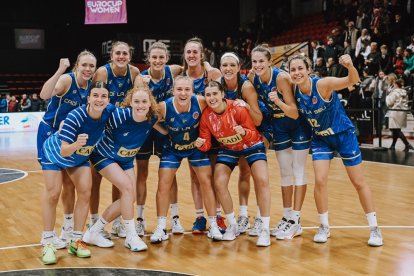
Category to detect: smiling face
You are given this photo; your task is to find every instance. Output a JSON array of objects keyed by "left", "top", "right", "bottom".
[
  {"left": 111, "top": 43, "right": 131, "bottom": 69},
  {"left": 204, "top": 86, "right": 225, "bottom": 112},
  {"left": 289, "top": 58, "right": 311, "bottom": 85},
  {"left": 251, "top": 51, "right": 271, "bottom": 77},
  {"left": 173, "top": 77, "right": 193, "bottom": 108},
  {"left": 220, "top": 56, "right": 240, "bottom": 81},
  {"left": 149, "top": 48, "right": 168, "bottom": 72},
  {"left": 130, "top": 90, "right": 151, "bottom": 119},
  {"left": 88, "top": 87, "right": 109, "bottom": 113},
  {"left": 75, "top": 54, "right": 96, "bottom": 81},
  {"left": 184, "top": 42, "right": 203, "bottom": 68}
]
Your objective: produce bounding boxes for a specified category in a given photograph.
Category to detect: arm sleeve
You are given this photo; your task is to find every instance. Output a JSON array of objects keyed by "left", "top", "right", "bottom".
[{"left": 198, "top": 112, "right": 212, "bottom": 152}]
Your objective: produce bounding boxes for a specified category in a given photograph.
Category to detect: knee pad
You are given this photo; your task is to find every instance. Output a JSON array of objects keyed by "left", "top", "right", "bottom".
[
  {"left": 275, "top": 148, "right": 293, "bottom": 187},
  {"left": 292, "top": 149, "right": 309, "bottom": 186}
]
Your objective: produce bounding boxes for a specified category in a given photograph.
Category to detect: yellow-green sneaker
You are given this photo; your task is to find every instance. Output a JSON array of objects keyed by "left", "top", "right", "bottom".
[
  {"left": 42, "top": 243, "right": 57, "bottom": 265},
  {"left": 68, "top": 239, "right": 91, "bottom": 258}
]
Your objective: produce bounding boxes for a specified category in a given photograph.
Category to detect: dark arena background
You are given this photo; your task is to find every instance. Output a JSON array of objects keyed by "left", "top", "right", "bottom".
[{"left": 1, "top": 0, "right": 414, "bottom": 275}]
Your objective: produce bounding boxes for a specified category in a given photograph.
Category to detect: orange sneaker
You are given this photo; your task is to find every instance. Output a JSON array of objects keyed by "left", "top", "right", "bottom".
[{"left": 216, "top": 215, "right": 227, "bottom": 234}]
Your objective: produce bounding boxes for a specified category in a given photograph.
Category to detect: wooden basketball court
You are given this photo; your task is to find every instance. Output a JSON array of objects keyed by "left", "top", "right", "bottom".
[{"left": 0, "top": 131, "right": 413, "bottom": 275}]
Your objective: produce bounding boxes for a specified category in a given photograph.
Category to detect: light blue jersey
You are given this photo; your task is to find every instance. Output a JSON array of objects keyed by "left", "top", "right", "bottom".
[{"left": 42, "top": 104, "right": 115, "bottom": 170}]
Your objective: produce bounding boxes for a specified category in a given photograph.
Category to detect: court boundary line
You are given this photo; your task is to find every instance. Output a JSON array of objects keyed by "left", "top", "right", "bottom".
[
  {"left": 1, "top": 225, "right": 412, "bottom": 251},
  {"left": 0, "top": 168, "right": 28, "bottom": 185}
]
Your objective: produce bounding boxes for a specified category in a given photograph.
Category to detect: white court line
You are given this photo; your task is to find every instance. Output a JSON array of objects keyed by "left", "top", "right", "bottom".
[{"left": 1, "top": 225, "right": 413, "bottom": 251}]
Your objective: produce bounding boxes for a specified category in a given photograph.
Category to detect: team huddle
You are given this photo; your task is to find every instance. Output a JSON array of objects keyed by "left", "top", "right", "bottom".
[{"left": 37, "top": 38, "right": 383, "bottom": 265}]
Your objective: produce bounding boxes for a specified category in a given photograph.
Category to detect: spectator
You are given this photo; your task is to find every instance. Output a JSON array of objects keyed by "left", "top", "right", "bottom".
[
  {"left": 390, "top": 13, "right": 405, "bottom": 50},
  {"left": 31, "top": 93, "right": 42, "bottom": 111},
  {"left": 355, "top": 8, "right": 371, "bottom": 30},
  {"left": 327, "top": 57, "right": 341, "bottom": 77},
  {"left": 311, "top": 40, "right": 325, "bottom": 66},
  {"left": 380, "top": 45, "right": 393, "bottom": 74},
  {"left": 343, "top": 21, "right": 360, "bottom": 57},
  {"left": 386, "top": 78, "right": 414, "bottom": 151},
  {"left": 393, "top": 46, "right": 405, "bottom": 77},
  {"left": 406, "top": 35, "right": 414, "bottom": 51},
  {"left": 19, "top": 93, "right": 31, "bottom": 112},
  {"left": 365, "top": 42, "right": 381, "bottom": 76},
  {"left": 324, "top": 36, "right": 342, "bottom": 63},
  {"left": 0, "top": 94, "right": 9, "bottom": 113},
  {"left": 370, "top": 70, "right": 389, "bottom": 129},
  {"left": 314, "top": 57, "right": 328, "bottom": 77},
  {"left": 8, "top": 95, "right": 18, "bottom": 112}
]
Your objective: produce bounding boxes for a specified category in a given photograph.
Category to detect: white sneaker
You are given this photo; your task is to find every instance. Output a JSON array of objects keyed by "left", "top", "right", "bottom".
[
  {"left": 207, "top": 224, "right": 223, "bottom": 241},
  {"left": 271, "top": 217, "right": 288, "bottom": 237},
  {"left": 82, "top": 229, "right": 114, "bottom": 248},
  {"left": 368, "top": 227, "right": 383, "bottom": 247},
  {"left": 313, "top": 225, "right": 330, "bottom": 243},
  {"left": 171, "top": 216, "right": 185, "bottom": 234},
  {"left": 41, "top": 232, "right": 67, "bottom": 249},
  {"left": 256, "top": 228, "right": 271, "bottom": 247},
  {"left": 86, "top": 223, "right": 111, "bottom": 239},
  {"left": 125, "top": 235, "right": 148, "bottom": 252},
  {"left": 135, "top": 218, "right": 145, "bottom": 237},
  {"left": 276, "top": 220, "right": 303, "bottom": 240},
  {"left": 249, "top": 217, "right": 263, "bottom": 236},
  {"left": 222, "top": 223, "right": 239, "bottom": 241},
  {"left": 59, "top": 225, "right": 73, "bottom": 242},
  {"left": 237, "top": 215, "right": 250, "bottom": 234},
  {"left": 111, "top": 221, "right": 126, "bottom": 238},
  {"left": 150, "top": 227, "right": 169, "bottom": 244}
]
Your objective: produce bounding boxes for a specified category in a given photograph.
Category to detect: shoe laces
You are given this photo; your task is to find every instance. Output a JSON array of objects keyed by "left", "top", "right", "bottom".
[
  {"left": 237, "top": 216, "right": 249, "bottom": 227},
  {"left": 43, "top": 243, "right": 56, "bottom": 254},
  {"left": 193, "top": 217, "right": 206, "bottom": 227},
  {"left": 253, "top": 217, "right": 262, "bottom": 230},
  {"left": 75, "top": 239, "right": 88, "bottom": 250},
  {"left": 317, "top": 225, "right": 329, "bottom": 235},
  {"left": 370, "top": 227, "right": 381, "bottom": 238}
]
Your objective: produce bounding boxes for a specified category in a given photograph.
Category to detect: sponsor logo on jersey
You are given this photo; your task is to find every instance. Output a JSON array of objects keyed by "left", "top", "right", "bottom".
[
  {"left": 312, "top": 96, "right": 318, "bottom": 104},
  {"left": 117, "top": 146, "right": 140, "bottom": 157},
  {"left": 218, "top": 133, "right": 243, "bottom": 145},
  {"left": 174, "top": 142, "right": 195, "bottom": 151},
  {"left": 193, "top": 112, "right": 199, "bottom": 119},
  {"left": 76, "top": 145, "right": 95, "bottom": 156}
]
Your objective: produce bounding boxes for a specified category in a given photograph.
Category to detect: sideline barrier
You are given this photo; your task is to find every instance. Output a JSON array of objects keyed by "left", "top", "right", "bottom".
[{"left": 0, "top": 112, "right": 44, "bottom": 133}]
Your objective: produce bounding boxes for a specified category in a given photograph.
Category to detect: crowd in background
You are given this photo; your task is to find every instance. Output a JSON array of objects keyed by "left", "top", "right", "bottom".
[{"left": 0, "top": 93, "right": 46, "bottom": 113}]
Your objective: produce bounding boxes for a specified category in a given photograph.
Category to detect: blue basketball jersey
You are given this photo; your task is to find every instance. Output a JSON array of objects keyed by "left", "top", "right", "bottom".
[
  {"left": 94, "top": 107, "right": 157, "bottom": 162},
  {"left": 295, "top": 77, "right": 354, "bottom": 136},
  {"left": 186, "top": 70, "right": 208, "bottom": 96},
  {"left": 164, "top": 95, "right": 201, "bottom": 151},
  {"left": 43, "top": 104, "right": 115, "bottom": 169},
  {"left": 141, "top": 66, "right": 174, "bottom": 103},
  {"left": 222, "top": 75, "right": 248, "bottom": 100},
  {"left": 42, "top": 72, "right": 90, "bottom": 129},
  {"left": 253, "top": 67, "right": 285, "bottom": 117},
  {"left": 104, "top": 63, "right": 134, "bottom": 106}
]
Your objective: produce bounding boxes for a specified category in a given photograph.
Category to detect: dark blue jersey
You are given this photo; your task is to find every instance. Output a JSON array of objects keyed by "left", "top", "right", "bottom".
[
  {"left": 95, "top": 107, "right": 157, "bottom": 162},
  {"left": 42, "top": 72, "right": 90, "bottom": 129},
  {"left": 222, "top": 75, "right": 248, "bottom": 100},
  {"left": 295, "top": 77, "right": 354, "bottom": 136},
  {"left": 141, "top": 66, "right": 174, "bottom": 103},
  {"left": 164, "top": 95, "right": 201, "bottom": 151},
  {"left": 104, "top": 63, "right": 134, "bottom": 106}
]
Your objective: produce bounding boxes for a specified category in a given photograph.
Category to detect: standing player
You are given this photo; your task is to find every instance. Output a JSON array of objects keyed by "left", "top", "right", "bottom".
[
  {"left": 150, "top": 76, "right": 222, "bottom": 243},
  {"left": 289, "top": 54, "right": 383, "bottom": 246},
  {"left": 134, "top": 42, "right": 184, "bottom": 236},
  {"left": 182, "top": 37, "right": 225, "bottom": 233},
  {"left": 41, "top": 81, "right": 113, "bottom": 264},
  {"left": 84, "top": 86, "right": 163, "bottom": 252},
  {"left": 38, "top": 51, "right": 96, "bottom": 247},
  {"left": 196, "top": 81, "right": 271, "bottom": 247},
  {"left": 89, "top": 41, "right": 140, "bottom": 238},
  {"left": 218, "top": 52, "right": 263, "bottom": 233},
  {"left": 249, "top": 45, "right": 311, "bottom": 240}
]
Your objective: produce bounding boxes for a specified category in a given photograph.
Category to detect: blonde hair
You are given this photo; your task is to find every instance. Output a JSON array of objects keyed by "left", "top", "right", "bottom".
[
  {"left": 72, "top": 49, "right": 96, "bottom": 72},
  {"left": 121, "top": 86, "right": 159, "bottom": 120}
]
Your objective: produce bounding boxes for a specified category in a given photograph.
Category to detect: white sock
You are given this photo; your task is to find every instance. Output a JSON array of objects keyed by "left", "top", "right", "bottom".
[
  {"left": 124, "top": 219, "right": 136, "bottom": 237},
  {"left": 225, "top": 212, "right": 237, "bottom": 225},
  {"left": 319, "top": 212, "right": 329, "bottom": 227},
  {"left": 366, "top": 212, "right": 378, "bottom": 228},
  {"left": 71, "top": 231, "right": 83, "bottom": 241},
  {"left": 196, "top": 209, "right": 205, "bottom": 218},
  {"left": 136, "top": 205, "right": 145, "bottom": 219},
  {"left": 91, "top": 217, "right": 108, "bottom": 233},
  {"left": 216, "top": 208, "right": 222, "bottom": 217},
  {"left": 90, "top": 213, "right": 99, "bottom": 225},
  {"left": 42, "top": 231, "right": 55, "bottom": 242},
  {"left": 261, "top": 216, "right": 270, "bottom": 230},
  {"left": 283, "top": 207, "right": 292, "bottom": 219},
  {"left": 113, "top": 216, "right": 121, "bottom": 224},
  {"left": 239, "top": 205, "right": 248, "bottom": 217},
  {"left": 63, "top": 213, "right": 74, "bottom": 230},
  {"left": 157, "top": 216, "right": 167, "bottom": 229},
  {"left": 291, "top": 210, "right": 301, "bottom": 223},
  {"left": 170, "top": 203, "right": 179, "bottom": 218},
  {"left": 208, "top": 216, "right": 217, "bottom": 227}
]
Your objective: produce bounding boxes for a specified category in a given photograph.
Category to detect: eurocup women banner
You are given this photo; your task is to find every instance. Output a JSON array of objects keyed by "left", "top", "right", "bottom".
[{"left": 85, "top": 0, "right": 127, "bottom": 25}]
